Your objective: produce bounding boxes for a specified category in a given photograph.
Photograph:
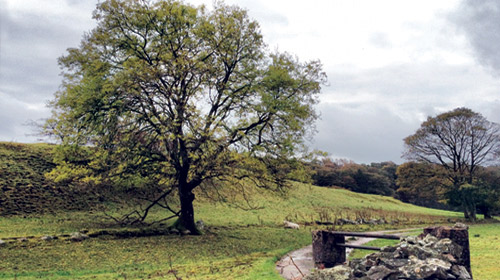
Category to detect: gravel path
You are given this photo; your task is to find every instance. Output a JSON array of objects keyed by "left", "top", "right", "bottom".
[{"left": 275, "top": 228, "right": 420, "bottom": 280}]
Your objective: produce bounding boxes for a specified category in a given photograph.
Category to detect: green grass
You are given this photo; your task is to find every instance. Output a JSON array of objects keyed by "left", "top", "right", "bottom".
[
  {"left": 3, "top": 223, "right": 498, "bottom": 279},
  {"left": 0, "top": 227, "right": 310, "bottom": 279},
  {"left": 469, "top": 223, "right": 500, "bottom": 279},
  {"left": 0, "top": 181, "right": 467, "bottom": 279},
  {"left": 348, "top": 238, "right": 400, "bottom": 260},
  {"left": 0, "top": 182, "right": 462, "bottom": 239},
  {"left": 0, "top": 142, "right": 484, "bottom": 279},
  {"left": 193, "top": 182, "right": 462, "bottom": 228}
]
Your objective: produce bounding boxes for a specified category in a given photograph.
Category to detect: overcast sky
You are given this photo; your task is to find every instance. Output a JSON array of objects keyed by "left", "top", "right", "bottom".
[{"left": 1, "top": 0, "right": 500, "bottom": 164}]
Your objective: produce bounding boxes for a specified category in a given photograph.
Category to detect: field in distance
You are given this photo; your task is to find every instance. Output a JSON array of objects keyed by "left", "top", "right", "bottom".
[{"left": 0, "top": 142, "right": 497, "bottom": 279}]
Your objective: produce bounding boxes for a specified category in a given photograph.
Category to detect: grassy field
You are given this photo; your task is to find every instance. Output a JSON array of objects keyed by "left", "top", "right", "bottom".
[
  {"left": 0, "top": 226, "right": 309, "bottom": 279},
  {"left": 468, "top": 223, "right": 500, "bottom": 279},
  {"left": 0, "top": 181, "right": 471, "bottom": 280},
  {"left": 0, "top": 142, "right": 495, "bottom": 279}
]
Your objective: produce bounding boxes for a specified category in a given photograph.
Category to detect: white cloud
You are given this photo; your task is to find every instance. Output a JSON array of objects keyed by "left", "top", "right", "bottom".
[
  {"left": 0, "top": 91, "right": 49, "bottom": 142},
  {"left": 1, "top": 0, "right": 499, "bottom": 163}
]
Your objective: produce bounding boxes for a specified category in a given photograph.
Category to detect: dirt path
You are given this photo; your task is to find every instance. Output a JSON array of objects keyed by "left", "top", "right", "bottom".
[{"left": 275, "top": 228, "right": 420, "bottom": 280}]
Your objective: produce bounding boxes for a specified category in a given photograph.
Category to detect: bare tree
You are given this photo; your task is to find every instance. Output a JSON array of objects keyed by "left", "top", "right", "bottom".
[{"left": 404, "top": 107, "right": 500, "bottom": 220}]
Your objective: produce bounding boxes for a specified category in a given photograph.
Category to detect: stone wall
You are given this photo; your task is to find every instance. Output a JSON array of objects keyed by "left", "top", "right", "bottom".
[
  {"left": 307, "top": 223, "right": 472, "bottom": 280},
  {"left": 420, "top": 223, "right": 471, "bottom": 275}
]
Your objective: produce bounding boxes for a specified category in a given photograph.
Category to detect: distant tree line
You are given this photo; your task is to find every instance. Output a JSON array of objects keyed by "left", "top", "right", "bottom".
[
  {"left": 310, "top": 159, "right": 397, "bottom": 196},
  {"left": 310, "top": 108, "right": 500, "bottom": 220},
  {"left": 310, "top": 158, "right": 500, "bottom": 216},
  {"left": 309, "top": 159, "right": 450, "bottom": 209}
]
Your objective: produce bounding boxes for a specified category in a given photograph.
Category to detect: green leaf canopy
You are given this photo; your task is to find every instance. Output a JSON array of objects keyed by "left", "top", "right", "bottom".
[{"left": 47, "top": 0, "right": 326, "bottom": 231}]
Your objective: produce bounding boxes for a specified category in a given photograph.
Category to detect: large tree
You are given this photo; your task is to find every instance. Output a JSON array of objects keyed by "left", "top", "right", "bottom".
[
  {"left": 404, "top": 107, "right": 500, "bottom": 220},
  {"left": 46, "top": 0, "right": 326, "bottom": 233}
]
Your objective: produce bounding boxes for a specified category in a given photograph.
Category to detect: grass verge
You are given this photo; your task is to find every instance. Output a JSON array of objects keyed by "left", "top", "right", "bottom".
[{"left": 0, "top": 226, "right": 311, "bottom": 279}]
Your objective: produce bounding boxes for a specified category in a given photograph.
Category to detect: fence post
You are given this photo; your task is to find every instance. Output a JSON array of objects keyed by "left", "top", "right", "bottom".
[
  {"left": 421, "top": 224, "right": 471, "bottom": 275},
  {"left": 311, "top": 230, "right": 346, "bottom": 268}
]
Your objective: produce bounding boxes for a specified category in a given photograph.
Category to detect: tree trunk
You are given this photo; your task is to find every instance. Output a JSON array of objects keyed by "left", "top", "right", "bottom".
[
  {"left": 463, "top": 209, "right": 469, "bottom": 220},
  {"left": 469, "top": 203, "right": 477, "bottom": 221},
  {"left": 175, "top": 143, "right": 200, "bottom": 234},
  {"left": 462, "top": 201, "right": 471, "bottom": 220},
  {"left": 459, "top": 188, "right": 477, "bottom": 221},
  {"left": 178, "top": 187, "right": 199, "bottom": 234},
  {"left": 478, "top": 205, "right": 493, "bottom": 219},
  {"left": 462, "top": 200, "right": 476, "bottom": 221}
]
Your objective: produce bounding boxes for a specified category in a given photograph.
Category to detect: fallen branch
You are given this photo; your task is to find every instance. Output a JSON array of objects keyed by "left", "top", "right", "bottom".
[{"left": 288, "top": 255, "right": 304, "bottom": 277}]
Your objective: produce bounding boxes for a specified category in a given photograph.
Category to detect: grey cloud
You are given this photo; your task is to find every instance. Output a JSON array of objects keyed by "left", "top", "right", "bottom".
[
  {"left": 0, "top": 7, "right": 90, "bottom": 103},
  {"left": 0, "top": 1, "right": 96, "bottom": 142},
  {"left": 473, "top": 100, "right": 500, "bottom": 125},
  {"left": 252, "top": 9, "right": 288, "bottom": 27},
  {"left": 235, "top": 0, "right": 292, "bottom": 44},
  {"left": 65, "top": 0, "right": 89, "bottom": 6},
  {"left": 226, "top": 0, "right": 288, "bottom": 26},
  {"left": 326, "top": 63, "right": 499, "bottom": 105},
  {"left": 312, "top": 102, "right": 414, "bottom": 164},
  {"left": 452, "top": 0, "right": 500, "bottom": 74},
  {"left": 312, "top": 62, "right": 500, "bottom": 163},
  {"left": 0, "top": 109, "right": 17, "bottom": 141}
]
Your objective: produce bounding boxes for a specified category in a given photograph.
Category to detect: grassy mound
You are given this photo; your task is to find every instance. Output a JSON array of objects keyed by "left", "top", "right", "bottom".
[{"left": 0, "top": 142, "right": 100, "bottom": 215}]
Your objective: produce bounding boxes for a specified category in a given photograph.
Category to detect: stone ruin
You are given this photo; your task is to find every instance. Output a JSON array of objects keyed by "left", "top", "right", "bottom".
[{"left": 306, "top": 223, "right": 472, "bottom": 280}]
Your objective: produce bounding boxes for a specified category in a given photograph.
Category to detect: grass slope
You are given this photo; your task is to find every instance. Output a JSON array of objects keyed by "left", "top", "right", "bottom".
[
  {"left": 193, "top": 182, "right": 462, "bottom": 228},
  {"left": 0, "top": 182, "right": 466, "bottom": 279},
  {"left": 0, "top": 142, "right": 488, "bottom": 279},
  {"left": 0, "top": 142, "right": 99, "bottom": 215}
]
